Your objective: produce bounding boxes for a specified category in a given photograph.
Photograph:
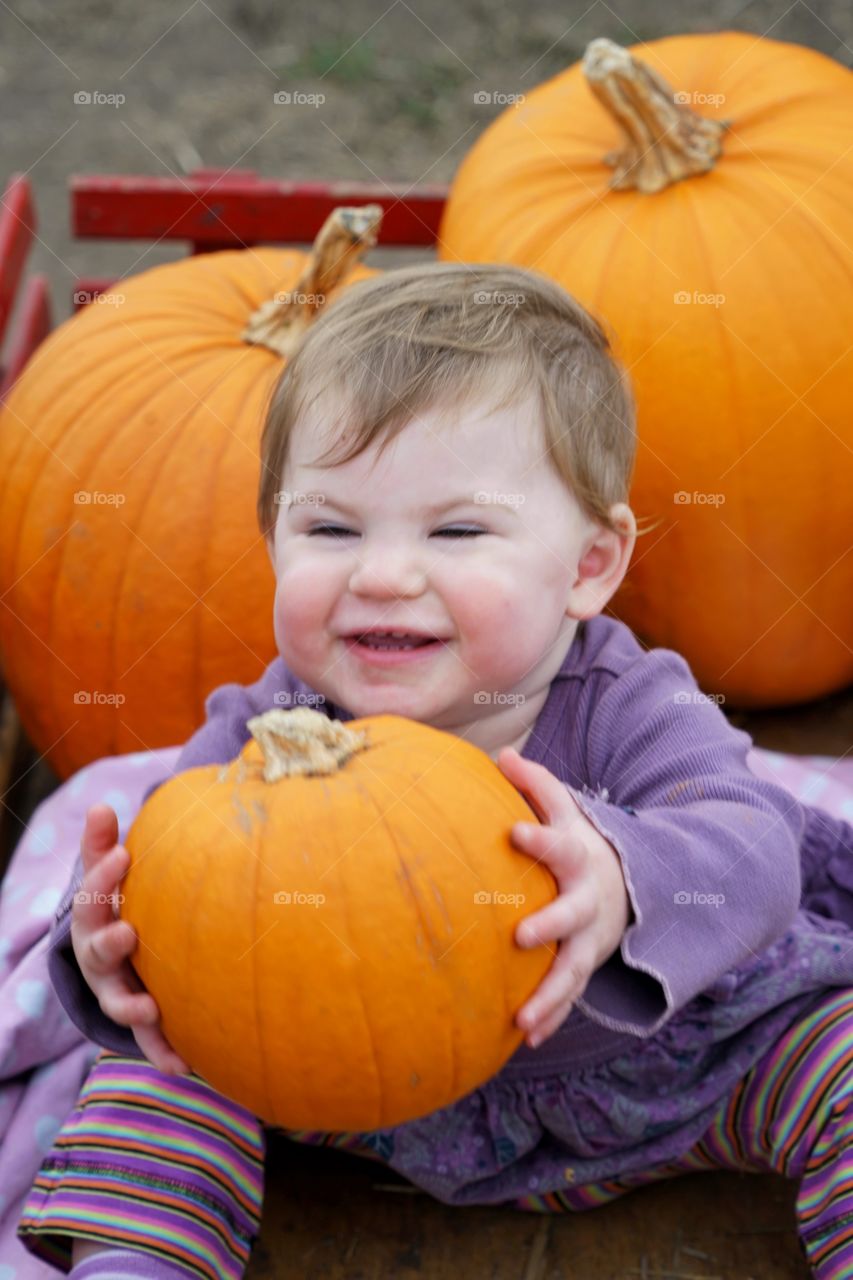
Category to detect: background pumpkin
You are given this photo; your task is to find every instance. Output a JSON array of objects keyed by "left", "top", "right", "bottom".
[
  {"left": 438, "top": 33, "right": 853, "bottom": 707},
  {"left": 120, "top": 708, "right": 557, "bottom": 1130},
  {"left": 0, "top": 206, "right": 382, "bottom": 779}
]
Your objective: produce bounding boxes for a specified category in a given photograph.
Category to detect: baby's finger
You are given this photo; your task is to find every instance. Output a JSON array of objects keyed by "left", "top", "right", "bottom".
[
  {"left": 84, "top": 843, "right": 129, "bottom": 897},
  {"left": 498, "top": 749, "right": 580, "bottom": 828},
  {"left": 132, "top": 1021, "right": 192, "bottom": 1077},
  {"left": 85, "top": 920, "right": 138, "bottom": 972},
  {"left": 73, "top": 847, "right": 130, "bottom": 933},
  {"left": 511, "top": 821, "right": 587, "bottom": 881},
  {"left": 524, "top": 996, "right": 575, "bottom": 1049},
  {"left": 97, "top": 973, "right": 161, "bottom": 1028},
  {"left": 80, "top": 805, "right": 119, "bottom": 871},
  {"left": 516, "top": 890, "right": 596, "bottom": 949},
  {"left": 517, "top": 936, "right": 599, "bottom": 1032},
  {"left": 496, "top": 749, "right": 551, "bottom": 824}
]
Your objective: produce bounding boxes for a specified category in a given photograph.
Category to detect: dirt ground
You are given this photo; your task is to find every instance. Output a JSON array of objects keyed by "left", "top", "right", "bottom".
[{"left": 1, "top": 0, "right": 851, "bottom": 318}]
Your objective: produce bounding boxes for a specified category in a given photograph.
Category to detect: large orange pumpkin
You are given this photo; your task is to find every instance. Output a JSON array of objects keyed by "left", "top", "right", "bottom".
[
  {"left": 438, "top": 34, "right": 853, "bottom": 707},
  {"left": 120, "top": 708, "right": 557, "bottom": 1130},
  {"left": 0, "top": 206, "right": 382, "bottom": 778}
]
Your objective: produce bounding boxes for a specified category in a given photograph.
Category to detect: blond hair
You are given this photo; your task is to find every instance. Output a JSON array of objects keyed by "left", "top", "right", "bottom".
[{"left": 257, "top": 262, "right": 651, "bottom": 541}]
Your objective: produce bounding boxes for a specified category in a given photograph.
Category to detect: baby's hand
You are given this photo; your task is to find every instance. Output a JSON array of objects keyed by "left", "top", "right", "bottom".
[
  {"left": 497, "top": 750, "right": 632, "bottom": 1050},
  {"left": 72, "top": 804, "right": 191, "bottom": 1075}
]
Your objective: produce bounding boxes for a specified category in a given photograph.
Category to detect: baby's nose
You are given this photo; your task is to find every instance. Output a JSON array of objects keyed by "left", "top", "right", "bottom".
[{"left": 348, "top": 545, "right": 427, "bottom": 597}]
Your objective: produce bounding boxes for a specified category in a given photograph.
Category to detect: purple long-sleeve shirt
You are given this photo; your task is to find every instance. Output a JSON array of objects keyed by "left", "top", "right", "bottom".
[{"left": 47, "top": 613, "right": 812, "bottom": 1073}]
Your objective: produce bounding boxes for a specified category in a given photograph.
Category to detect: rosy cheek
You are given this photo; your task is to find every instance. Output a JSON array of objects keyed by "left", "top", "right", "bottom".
[
  {"left": 458, "top": 578, "right": 515, "bottom": 627},
  {"left": 274, "top": 563, "right": 337, "bottom": 629}
]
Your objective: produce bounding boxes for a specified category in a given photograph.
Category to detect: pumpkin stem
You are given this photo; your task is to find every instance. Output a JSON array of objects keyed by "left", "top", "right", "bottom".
[
  {"left": 241, "top": 204, "right": 383, "bottom": 357},
  {"left": 583, "top": 38, "right": 728, "bottom": 194},
  {"left": 247, "top": 707, "right": 369, "bottom": 781}
]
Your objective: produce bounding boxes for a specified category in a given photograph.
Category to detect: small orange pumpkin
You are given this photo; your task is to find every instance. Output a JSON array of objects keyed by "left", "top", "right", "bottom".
[
  {"left": 119, "top": 708, "right": 557, "bottom": 1130},
  {"left": 438, "top": 34, "right": 853, "bottom": 706},
  {"left": 0, "top": 206, "right": 381, "bottom": 778}
]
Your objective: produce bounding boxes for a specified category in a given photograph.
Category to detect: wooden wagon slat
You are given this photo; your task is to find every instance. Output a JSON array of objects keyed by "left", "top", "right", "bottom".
[
  {"left": 0, "top": 174, "right": 37, "bottom": 349},
  {"left": 72, "top": 173, "right": 448, "bottom": 246},
  {"left": 0, "top": 274, "right": 52, "bottom": 398}
]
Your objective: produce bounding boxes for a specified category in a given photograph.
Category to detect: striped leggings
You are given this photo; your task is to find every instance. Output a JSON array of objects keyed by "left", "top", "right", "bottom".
[{"left": 18, "top": 987, "right": 853, "bottom": 1279}]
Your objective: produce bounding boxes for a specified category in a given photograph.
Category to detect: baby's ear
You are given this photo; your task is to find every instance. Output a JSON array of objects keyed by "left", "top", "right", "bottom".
[{"left": 566, "top": 506, "right": 636, "bottom": 621}]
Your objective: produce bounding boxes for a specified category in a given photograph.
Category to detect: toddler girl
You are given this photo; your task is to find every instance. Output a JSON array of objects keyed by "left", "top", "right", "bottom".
[{"left": 19, "top": 262, "right": 853, "bottom": 1278}]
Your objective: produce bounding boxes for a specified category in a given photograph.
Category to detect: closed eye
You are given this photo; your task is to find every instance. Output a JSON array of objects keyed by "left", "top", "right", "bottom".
[
  {"left": 306, "top": 525, "right": 486, "bottom": 539},
  {"left": 306, "top": 525, "right": 354, "bottom": 539}
]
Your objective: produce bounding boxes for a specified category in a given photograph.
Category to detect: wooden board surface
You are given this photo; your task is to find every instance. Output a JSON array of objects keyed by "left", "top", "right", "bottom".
[{"left": 250, "top": 1135, "right": 809, "bottom": 1279}]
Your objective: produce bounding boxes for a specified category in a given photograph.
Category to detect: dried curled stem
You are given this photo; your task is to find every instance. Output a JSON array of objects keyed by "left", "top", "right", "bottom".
[
  {"left": 242, "top": 203, "right": 383, "bottom": 356},
  {"left": 246, "top": 707, "right": 369, "bottom": 781},
  {"left": 583, "top": 38, "right": 728, "bottom": 194}
]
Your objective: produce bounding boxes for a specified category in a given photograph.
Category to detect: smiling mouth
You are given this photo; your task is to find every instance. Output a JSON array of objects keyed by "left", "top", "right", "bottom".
[{"left": 349, "top": 632, "right": 442, "bottom": 650}]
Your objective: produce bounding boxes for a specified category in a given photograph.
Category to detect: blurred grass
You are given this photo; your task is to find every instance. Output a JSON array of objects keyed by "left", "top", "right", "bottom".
[
  {"left": 286, "top": 36, "right": 381, "bottom": 83},
  {"left": 284, "top": 38, "right": 471, "bottom": 129}
]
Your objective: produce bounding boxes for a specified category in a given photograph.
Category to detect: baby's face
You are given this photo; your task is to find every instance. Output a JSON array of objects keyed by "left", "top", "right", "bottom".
[{"left": 266, "top": 389, "right": 617, "bottom": 740}]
